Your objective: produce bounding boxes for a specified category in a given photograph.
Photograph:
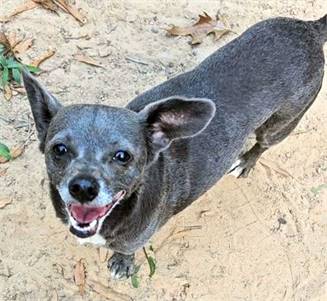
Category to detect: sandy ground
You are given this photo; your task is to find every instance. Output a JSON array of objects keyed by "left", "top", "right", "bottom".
[{"left": 0, "top": 0, "right": 327, "bottom": 300}]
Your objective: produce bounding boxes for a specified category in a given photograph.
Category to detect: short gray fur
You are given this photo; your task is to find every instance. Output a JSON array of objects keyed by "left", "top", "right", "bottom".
[{"left": 23, "top": 15, "right": 327, "bottom": 279}]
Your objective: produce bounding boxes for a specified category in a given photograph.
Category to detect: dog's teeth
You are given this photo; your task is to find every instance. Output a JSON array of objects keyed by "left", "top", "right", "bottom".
[{"left": 90, "top": 220, "right": 97, "bottom": 227}]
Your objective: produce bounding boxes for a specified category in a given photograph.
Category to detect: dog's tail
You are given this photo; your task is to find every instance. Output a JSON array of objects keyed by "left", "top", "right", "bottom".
[{"left": 310, "top": 14, "right": 327, "bottom": 43}]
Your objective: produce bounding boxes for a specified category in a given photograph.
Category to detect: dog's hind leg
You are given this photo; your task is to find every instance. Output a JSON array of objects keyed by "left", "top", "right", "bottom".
[{"left": 229, "top": 93, "right": 320, "bottom": 178}]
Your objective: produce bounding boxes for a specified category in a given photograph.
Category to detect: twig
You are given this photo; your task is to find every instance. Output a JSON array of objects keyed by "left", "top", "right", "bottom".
[
  {"left": 176, "top": 225, "right": 202, "bottom": 234},
  {"left": 88, "top": 281, "right": 133, "bottom": 301},
  {"left": 291, "top": 129, "right": 314, "bottom": 136},
  {"left": 65, "top": 34, "right": 90, "bottom": 40},
  {"left": 107, "top": 25, "right": 118, "bottom": 35},
  {"left": 125, "top": 56, "right": 150, "bottom": 66},
  {"left": 142, "top": 247, "right": 150, "bottom": 262}
]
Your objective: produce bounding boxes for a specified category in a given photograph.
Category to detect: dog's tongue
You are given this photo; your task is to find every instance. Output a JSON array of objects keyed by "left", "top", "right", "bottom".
[{"left": 70, "top": 204, "right": 109, "bottom": 224}]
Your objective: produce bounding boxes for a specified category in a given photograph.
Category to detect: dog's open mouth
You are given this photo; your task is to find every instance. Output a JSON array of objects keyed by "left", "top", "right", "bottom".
[{"left": 68, "top": 190, "right": 126, "bottom": 238}]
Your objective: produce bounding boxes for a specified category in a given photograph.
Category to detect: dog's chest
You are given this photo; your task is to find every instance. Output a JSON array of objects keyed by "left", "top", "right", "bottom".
[{"left": 77, "top": 233, "right": 106, "bottom": 246}]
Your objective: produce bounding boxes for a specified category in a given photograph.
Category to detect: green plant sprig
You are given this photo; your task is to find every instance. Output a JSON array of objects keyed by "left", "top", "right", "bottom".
[{"left": 0, "top": 44, "right": 40, "bottom": 89}]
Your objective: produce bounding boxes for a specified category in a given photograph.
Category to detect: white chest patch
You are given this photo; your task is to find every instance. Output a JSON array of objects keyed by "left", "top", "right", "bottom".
[{"left": 77, "top": 233, "right": 107, "bottom": 246}]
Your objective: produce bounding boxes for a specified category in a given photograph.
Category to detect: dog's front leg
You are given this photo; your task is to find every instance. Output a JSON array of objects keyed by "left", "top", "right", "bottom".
[{"left": 107, "top": 252, "right": 135, "bottom": 279}]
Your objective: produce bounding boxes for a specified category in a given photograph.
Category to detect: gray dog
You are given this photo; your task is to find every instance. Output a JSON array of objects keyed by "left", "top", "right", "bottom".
[{"left": 23, "top": 15, "right": 327, "bottom": 279}]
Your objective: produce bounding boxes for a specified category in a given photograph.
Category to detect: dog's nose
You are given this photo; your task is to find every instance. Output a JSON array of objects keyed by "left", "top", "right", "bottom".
[{"left": 68, "top": 176, "right": 99, "bottom": 203}]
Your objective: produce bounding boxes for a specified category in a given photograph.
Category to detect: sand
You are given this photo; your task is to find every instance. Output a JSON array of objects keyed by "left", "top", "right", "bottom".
[{"left": 0, "top": 0, "right": 327, "bottom": 300}]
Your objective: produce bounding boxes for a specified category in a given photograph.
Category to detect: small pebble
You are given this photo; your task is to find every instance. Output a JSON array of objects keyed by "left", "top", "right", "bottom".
[{"left": 151, "top": 27, "right": 159, "bottom": 34}]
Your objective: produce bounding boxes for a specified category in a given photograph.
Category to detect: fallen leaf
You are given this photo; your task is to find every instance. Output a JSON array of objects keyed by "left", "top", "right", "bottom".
[
  {"left": 6, "top": 32, "right": 21, "bottom": 50},
  {"left": 0, "top": 198, "right": 12, "bottom": 209},
  {"left": 98, "top": 247, "right": 108, "bottom": 262},
  {"left": 167, "top": 12, "right": 231, "bottom": 45},
  {"left": 54, "top": 0, "right": 87, "bottom": 24},
  {"left": 4, "top": 85, "right": 12, "bottom": 101},
  {"left": 74, "top": 52, "right": 104, "bottom": 68},
  {"left": 13, "top": 38, "right": 33, "bottom": 55},
  {"left": 12, "top": 87, "right": 26, "bottom": 95},
  {"left": 0, "top": 32, "right": 33, "bottom": 57},
  {"left": 1, "top": 0, "right": 86, "bottom": 25},
  {"left": 0, "top": 32, "right": 11, "bottom": 50},
  {"left": 32, "top": 0, "right": 58, "bottom": 12},
  {"left": 0, "top": 1, "right": 39, "bottom": 22},
  {"left": 73, "top": 259, "right": 86, "bottom": 296},
  {"left": 10, "top": 145, "right": 24, "bottom": 159},
  {"left": 30, "top": 48, "right": 56, "bottom": 67}
]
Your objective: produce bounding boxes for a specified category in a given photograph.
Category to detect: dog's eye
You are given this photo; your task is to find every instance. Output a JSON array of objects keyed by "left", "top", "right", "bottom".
[
  {"left": 53, "top": 144, "right": 68, "bottom": 156},
  {"left": 113, "top": 150, "right": 132, "bottom": 163}
]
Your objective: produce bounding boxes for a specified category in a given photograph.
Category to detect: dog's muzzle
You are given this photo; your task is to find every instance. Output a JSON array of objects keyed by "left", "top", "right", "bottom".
[{"left": 67, "top": 190, "right": 126, "bottom": 238}]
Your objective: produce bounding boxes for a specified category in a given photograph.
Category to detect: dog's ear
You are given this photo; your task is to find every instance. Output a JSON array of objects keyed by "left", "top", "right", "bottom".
[
  {"left": 138, "top": 96, "right": 216, "bottom": 160},
  {"left": 23, "top": 70, "right": 62, "bottom": 152}
]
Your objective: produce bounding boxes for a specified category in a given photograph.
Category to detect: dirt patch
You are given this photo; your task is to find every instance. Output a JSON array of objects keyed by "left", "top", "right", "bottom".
[{"left": 0, "top": 0, "right": 327, "bottom": 300}]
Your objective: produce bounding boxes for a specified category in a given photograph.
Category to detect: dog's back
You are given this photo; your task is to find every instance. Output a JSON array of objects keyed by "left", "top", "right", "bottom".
[{"left": 129, "top": 16, "right": 327, "bottom": 213}]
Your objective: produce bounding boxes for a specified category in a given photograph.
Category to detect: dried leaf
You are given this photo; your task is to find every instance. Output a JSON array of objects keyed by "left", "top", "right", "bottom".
[
  {"left": 13, "top": 38, "right": 33, "bottom": 55},
  {"left": 10, "top": 145, "right": 24, "bottom": 159},
  {"left": 0, "top": 32, "right": 11, "bottom": 50},
  {"left": 12, "top": 87, "right": 27, "bottom": 95},
  {"left": 1, "top": 0, "right": 86, "bottom": 24},
  {"left": 0, "top": 1, "right": 39, "bottom": 22},
  {"left": 54, "top": 0, "right": 87, "bottom": 24},
  {"left": 32, "top": 0, "right": 58, "bottom": 12},
  {"left": 7, "top": 32, "right": 21, "bottom": 50},
  {"left": 4, "top": 85, "right": 12, "bottom": 101},
  {"left": 98, "top": 247, "right": 108, "bottom": 262},
  {"left": 73, "top": 259, "right": 86, "bottom": 296},
  {"left": 0, "top": 32, "right": 33, "bottom": 57},
  {"left": 74, "top": 52, "right": 104, "bottom": 68},
  {"left": 0, "top": 198, "right": 12, "bottom": 209},
  {"left": 167, "top": 12, "right": 231, "bottom": 45},
  {"left": 30, "top": 49, "right": 56, "bottom": 67}
]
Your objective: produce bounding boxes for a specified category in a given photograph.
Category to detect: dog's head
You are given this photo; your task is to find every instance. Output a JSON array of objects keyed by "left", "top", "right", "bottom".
[{"left": 23, "top": 71, "right": 215, "bottom": 239}]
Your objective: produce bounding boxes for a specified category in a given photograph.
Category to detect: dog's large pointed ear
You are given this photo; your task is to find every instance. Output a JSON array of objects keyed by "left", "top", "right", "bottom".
[
  {"left": 23, "top": 70, "right": 62, "bottom": 152},
  {"left": 138, "top": 96, "right": 216, "bottom": 162}
]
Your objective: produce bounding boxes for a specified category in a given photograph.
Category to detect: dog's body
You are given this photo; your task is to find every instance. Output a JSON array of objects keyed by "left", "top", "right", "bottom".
[{"left": 24, "top": 16, "right": 327, "bottom": 279}]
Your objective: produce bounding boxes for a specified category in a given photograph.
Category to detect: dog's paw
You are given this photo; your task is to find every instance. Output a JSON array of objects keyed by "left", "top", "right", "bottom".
[
  {"left": 228, "top": 158, "right": 255, "bottom": 178},
  {"left": 107, "top": 253, "right": 135, "bottom": 280}
]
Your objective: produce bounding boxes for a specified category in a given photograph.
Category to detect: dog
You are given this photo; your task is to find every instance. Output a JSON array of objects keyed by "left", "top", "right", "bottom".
[{"left": 23, "top": 15, "right": 327, "bottom": 279}]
